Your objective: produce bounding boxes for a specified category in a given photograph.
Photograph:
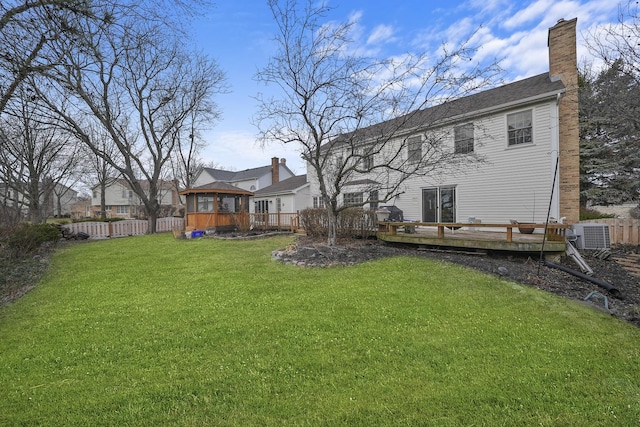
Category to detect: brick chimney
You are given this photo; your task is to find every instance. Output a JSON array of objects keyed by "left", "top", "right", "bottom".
[
  {"left": 548, "top": 18, "right": 579, "bottom": 224},
  {"left": 271, "top": 157, "right": 279, "bottom": 185}
]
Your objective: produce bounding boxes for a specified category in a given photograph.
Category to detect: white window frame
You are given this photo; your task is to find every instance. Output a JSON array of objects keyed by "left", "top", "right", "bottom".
[
  {"left": 507, "top": 110, "right": 533, "bottom": 146},
  {"left": 407, "top": 135, "right": 422, "bottom": 164},
  {"left": 344, "top": 192, "right": 364, "bottom": 207},
  {"left": 454, "top": 123, "right": 474, "bottom": 154}
]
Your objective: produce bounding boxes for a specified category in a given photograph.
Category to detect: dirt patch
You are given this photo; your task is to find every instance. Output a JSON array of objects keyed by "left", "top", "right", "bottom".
[{"left": 273, "top": 236, "right": 640, "bottom": 327}]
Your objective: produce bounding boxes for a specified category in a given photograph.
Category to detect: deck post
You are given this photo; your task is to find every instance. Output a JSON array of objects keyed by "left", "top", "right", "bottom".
[
  {"left": 437, "top": 225, "right": 444, "bottom": 239},
  {"left": 506, "top": 227, "right": 513, "bottom": 242}
]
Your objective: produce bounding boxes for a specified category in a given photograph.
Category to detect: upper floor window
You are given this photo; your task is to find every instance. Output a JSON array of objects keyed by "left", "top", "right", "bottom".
[
  {"left": 454, "top": 123, "right": 474, "bottom": 154},
  {"left": 361, "top": 153, "right": 373, "bottom": 170},
  {"left": 507, "top": 110, "right": 533, "bottom": 146},
  {"left": 407, "top": 136, "right": 422, "bottom": 164},
  {"left": 313, "top": 196, "right": 325, "bottom": 209}
]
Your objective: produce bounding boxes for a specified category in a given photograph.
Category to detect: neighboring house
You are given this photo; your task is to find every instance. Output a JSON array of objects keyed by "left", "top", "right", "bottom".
[
  {"left": 70, "top": 197, "right": 93, "bottom": 220},
  {"left": 0, "top": 182, "right": 78, "bottom": 219},
  {"left": 253, "top": 174, "right": 311, "bottom": 214},
  {"left": 308, "top": 18, "right": 580, "bottom": 225},
  {"left": 91, "top": 178, "right": 180, "bottom": 219},
  {"left": 193, "top": 157, "right": 295, "bottom": 193}
]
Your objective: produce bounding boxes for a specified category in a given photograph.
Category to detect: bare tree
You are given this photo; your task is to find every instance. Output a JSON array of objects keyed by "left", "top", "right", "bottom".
[
  {"left": 255, "top": 0, "right": 502, "bottom": 245},
  {"left": 169, "top": 97, "right": 225, "bottom": 211},
  {"left": 0, "top": 1, "right": 109, "bottom": 114},
  {"left": 75, "top": 124, "right": 121, "bottom": 220},
  {"left": 0, "top": 84, "right": 80, "bottom": 223},
  {"left": 39, "top": 3, "right": 226, "bottom": 232}
]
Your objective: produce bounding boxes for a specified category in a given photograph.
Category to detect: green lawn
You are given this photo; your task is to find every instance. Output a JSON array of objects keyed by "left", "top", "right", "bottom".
[{"left": 1, "top": 234, "right": 639, "bottom": 426}]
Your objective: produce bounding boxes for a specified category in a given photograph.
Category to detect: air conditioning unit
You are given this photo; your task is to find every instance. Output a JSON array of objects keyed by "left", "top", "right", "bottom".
[{"left": 571, "top": 223, "right": 610, "bottom": 250}]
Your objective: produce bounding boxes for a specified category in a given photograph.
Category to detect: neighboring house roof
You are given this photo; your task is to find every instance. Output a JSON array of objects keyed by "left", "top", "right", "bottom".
[
  {"left": 330, "top": 72, "right": 566, "bottom": 145},
  {"left": 179, "top": 181, "right": 254, "bottom": 195},
  {"left": 254, "top": 175, "right": 309, "bottom": 196},
  {"left": 200, "top": 163, "right": 294, "bottom": 183}
]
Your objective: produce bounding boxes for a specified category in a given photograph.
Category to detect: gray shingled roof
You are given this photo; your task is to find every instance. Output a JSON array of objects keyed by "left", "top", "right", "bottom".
[
  {"left": 332, "top": 72, "right": 566, "bottom": 144},
  {"left": 254, "top": 175, "right": 309, "bottom": 196},
  {"left": 203, "top": 165, "right": 273, "bottom": 182}
]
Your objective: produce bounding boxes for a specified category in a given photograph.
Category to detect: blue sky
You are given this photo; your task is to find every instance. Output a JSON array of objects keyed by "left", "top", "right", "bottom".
[{"left": 191, "top": 0, "right": 620, "bottom": 174}]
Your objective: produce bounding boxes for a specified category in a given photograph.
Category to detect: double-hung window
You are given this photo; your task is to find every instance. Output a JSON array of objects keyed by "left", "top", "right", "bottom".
[
  {"left": 454, "top": 123, "right": 474, "bottom": 154},
  {"left": 407, "top": 136, "right": 422, "bottom": 164},
  {"left": 361, "top": 153, "right": 373, "bottom": 170},
  {"left": 507, "top": 110, "right": 533, "bottom": 146}
]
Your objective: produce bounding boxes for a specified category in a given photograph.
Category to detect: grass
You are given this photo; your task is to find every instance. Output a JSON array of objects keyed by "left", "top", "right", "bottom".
[{"left": 1, "top": 233, "right": 639, "bottom": 426}]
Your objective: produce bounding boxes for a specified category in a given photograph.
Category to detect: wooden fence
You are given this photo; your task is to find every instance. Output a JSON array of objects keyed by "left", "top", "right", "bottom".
[
  {"left": 579, "top": 219, "right": 640, "bottom": 246},
  {"left": 66, "top": 217, "right": 185, "bottom": 238}
]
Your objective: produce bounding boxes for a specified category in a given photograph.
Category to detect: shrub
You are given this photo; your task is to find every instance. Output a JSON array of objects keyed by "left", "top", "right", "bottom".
[
  {"left": 300, "top": 207, "right": 377, "bottom": 239},
  {"left": 630, "top": 205, "right": 640, "bottom": 220},
  {"left": 2, "top": 223, "right": 61, "bottom": 259},
  {"left": 231, "top": 213, "right": 251, "bottom": 233},
  {"left": 72, "top": 217, "right": 124, "bottom": 223},
  {"left": 299, "top": 208, "right": 329, "bottom": 238}
]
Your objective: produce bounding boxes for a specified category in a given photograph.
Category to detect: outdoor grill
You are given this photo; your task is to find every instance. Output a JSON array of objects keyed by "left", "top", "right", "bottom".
[{"left": 377, "top": 205, "right": 404, "bottom": 222}]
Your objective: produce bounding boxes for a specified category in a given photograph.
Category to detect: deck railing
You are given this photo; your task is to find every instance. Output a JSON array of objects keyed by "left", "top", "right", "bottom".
[
  {"left": 249, "top": 212, "right": 300, "bottom": 231},
  {"left": 380, "top": 221, "right": 568, "bottom": 242}
]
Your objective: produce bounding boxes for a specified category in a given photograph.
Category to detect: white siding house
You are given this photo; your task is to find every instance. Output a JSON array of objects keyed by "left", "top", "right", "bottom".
[
  {"left": 253, "top": 175, "right": 310, "bottom": 214},
  {"left": 91, "top": 178, "right": 180, "bottom": 218},
  {"left": 193, "top": 157, "right": 294, "bottom": 192},
  {"left": 307, "top": 18, "right": 580, "bottom": 226}
]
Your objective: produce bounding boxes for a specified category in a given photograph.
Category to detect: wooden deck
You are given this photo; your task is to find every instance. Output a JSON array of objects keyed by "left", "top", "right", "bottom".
[{"left": 377, "top": 222, "right": 567, "bottom": 255}]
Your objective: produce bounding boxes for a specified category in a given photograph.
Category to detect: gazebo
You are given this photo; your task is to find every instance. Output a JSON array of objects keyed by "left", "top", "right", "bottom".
[{"left": 179, "top": 182, "right": 253, "bottom": 232}]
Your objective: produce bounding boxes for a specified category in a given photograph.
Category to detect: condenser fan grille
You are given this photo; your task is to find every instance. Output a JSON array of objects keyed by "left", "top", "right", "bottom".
[{"left": 571, "top": 224, "right": 610, "bottom": 250}]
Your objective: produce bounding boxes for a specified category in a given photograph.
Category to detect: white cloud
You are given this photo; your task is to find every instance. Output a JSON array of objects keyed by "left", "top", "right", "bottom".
[
  {"left": 367, "top": 24, "right": 396, "bottom": 45},
  {"left": 502, "top": 0, "right": 557, "bottom": 30}
]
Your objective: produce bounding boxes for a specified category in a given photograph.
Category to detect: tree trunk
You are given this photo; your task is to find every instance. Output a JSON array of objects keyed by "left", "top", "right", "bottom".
[
  {"left": 147, "top": 210, "right": 157, "bottom": 234},
  {"left": 100, "top": 181, "right": 107, "bottom": 220},
  {"left": 326, "top": 208, "right": 338, "bottom": 246}
]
